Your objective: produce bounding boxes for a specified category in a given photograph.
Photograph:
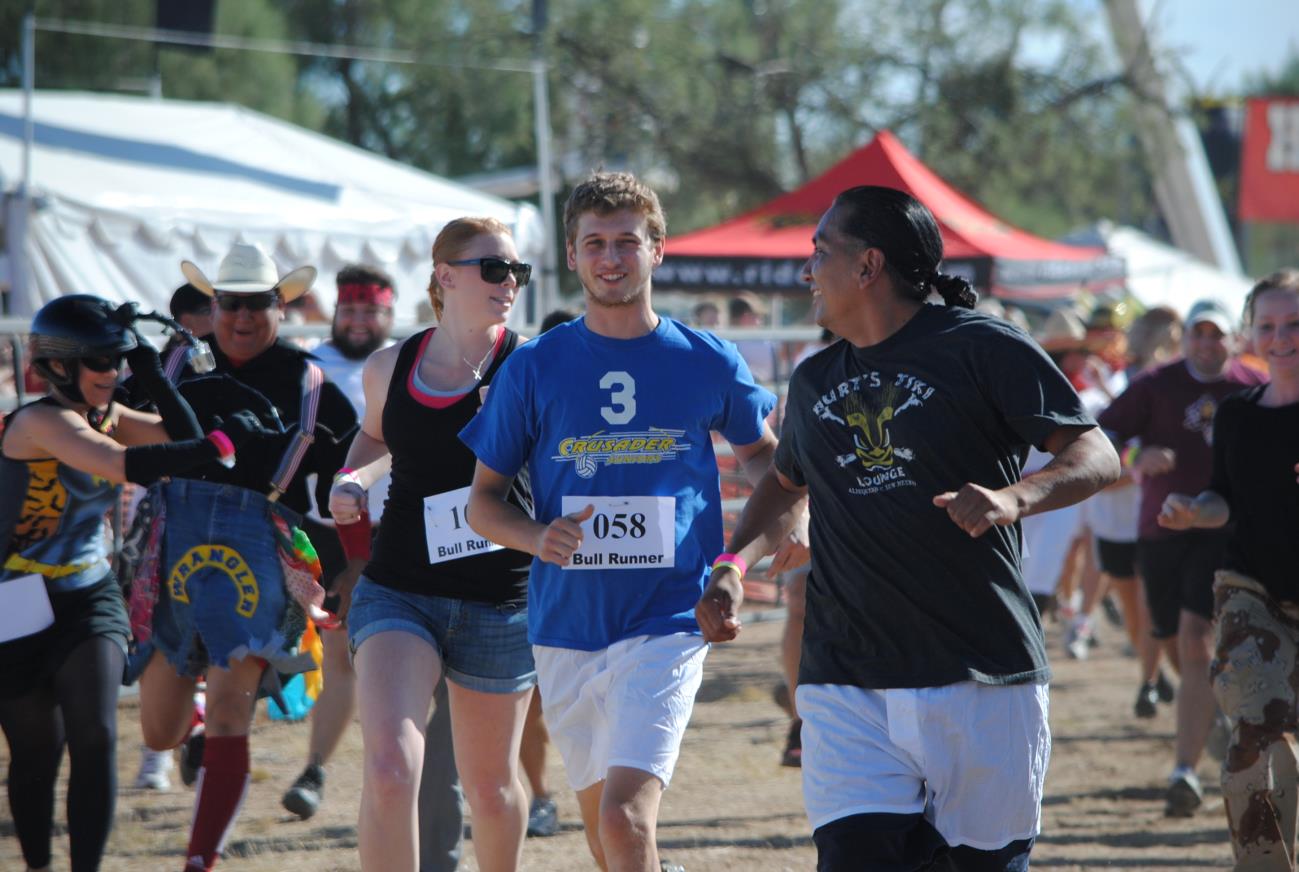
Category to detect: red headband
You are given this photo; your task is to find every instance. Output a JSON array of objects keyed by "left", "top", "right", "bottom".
[{"left": 337, "top": 282, "right": 394, "bottom": 307}]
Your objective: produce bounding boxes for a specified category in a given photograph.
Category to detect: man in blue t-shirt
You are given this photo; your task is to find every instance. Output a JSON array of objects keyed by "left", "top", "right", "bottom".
[{"left": 462, "top": 171, "right": 807, "bottom": 872}]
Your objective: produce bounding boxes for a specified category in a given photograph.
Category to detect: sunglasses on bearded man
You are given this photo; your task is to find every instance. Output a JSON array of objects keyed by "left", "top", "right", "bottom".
[{"left": 446, "top": 256, "right": 533, "bottom": 287}]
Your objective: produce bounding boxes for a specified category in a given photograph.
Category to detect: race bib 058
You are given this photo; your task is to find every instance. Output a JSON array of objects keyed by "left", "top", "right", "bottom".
[{"left": 560, "top": 495, "right": 675, "bottom": 570}]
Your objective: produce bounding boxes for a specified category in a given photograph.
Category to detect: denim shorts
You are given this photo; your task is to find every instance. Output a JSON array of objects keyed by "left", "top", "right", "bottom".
[
  {"left": 151, "top": 479, "right": 304, "bottom": 678},
  {"left": 348, "top": 577, "right": 535, "bottom": 694}
]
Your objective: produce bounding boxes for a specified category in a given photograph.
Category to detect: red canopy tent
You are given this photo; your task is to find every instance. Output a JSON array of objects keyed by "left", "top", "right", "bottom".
[{"left": 656, "top": 130, "right": 1124, "bottom": 298}]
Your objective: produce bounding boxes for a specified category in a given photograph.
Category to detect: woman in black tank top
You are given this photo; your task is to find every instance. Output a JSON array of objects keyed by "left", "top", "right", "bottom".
[{"left": 331, "top": 218, "right": 536, "bottom": 871}]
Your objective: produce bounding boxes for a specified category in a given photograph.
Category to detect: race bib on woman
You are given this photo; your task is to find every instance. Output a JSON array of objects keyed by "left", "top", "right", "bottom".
[{"left": 424, "top": 486, "right": 504, "bottom": 565}]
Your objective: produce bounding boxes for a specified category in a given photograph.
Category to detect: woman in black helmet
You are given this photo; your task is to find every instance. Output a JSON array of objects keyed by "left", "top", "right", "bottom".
[{"left": 0, "top": 294, "right": 263, "bottom": 872}]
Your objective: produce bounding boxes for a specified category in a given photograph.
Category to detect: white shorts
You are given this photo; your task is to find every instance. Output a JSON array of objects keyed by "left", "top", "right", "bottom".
[
  {"left": 797, "top": 681, "right": 1051, "bottom": 850},
  {"left": 1020, "top": 504, "right": 1080, "bottom": 596},
  {"left": 534, "top": 633, "right": 708, "bottom": 791}
]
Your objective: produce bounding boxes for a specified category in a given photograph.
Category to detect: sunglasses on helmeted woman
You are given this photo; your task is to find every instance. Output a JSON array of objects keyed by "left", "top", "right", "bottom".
[
  {"left": 80, "top": 354, "right": 124, "bottom": 373},
  {"left": 215, "top": 291, "right": 280, "bottom": 312},
  {"left": 447, "top": 257, "right": 533, "bottom": 287}
]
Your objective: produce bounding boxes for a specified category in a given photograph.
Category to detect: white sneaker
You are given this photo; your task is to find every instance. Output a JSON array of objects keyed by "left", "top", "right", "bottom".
[
  {"left": 1065, "top": 616, "right": 1093, "bottom": 661},
  {"left": 134, "top": 745, "right": 173, "bottom": 791}
]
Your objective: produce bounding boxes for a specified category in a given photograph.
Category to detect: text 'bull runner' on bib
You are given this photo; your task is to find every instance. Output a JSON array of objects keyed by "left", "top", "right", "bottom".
[
  {"left": 424, "top": 486, "right": 504, "bottom": 565},
  {"left": 561, "top": 496, "right": 675, "bottom": 570}
]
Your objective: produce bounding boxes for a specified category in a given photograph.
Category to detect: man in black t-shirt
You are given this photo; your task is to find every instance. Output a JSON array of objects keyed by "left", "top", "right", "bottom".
[{"left": 697, "top": 187, "right": 1119, "bottom": 872}]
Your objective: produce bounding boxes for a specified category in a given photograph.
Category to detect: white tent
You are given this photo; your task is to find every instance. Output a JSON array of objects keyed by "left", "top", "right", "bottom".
[
  {"left": 0, "top": 90, "right": 544, "bottom": 326},
  {"left": 1074, "top": 221, "right": 1254, "bottom": 320}
]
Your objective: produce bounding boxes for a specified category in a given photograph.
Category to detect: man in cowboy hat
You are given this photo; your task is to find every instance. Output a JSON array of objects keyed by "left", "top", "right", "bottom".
[{"left": 135, "top": 242, "right": 360, "bottom": 872}]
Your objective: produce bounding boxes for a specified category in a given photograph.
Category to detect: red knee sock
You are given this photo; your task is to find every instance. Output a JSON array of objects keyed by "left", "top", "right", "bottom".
[{"left": 185, "top": 735, "right": 250, "bottom": 871}]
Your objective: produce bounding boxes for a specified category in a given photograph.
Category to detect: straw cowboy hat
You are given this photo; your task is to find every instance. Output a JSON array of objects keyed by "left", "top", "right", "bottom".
[
  {"left": 181, "top": 243, "right": 316, "bottom": 303},
  {"left": 1035, "top": 307, "right": 1089, "bottom": 353}
]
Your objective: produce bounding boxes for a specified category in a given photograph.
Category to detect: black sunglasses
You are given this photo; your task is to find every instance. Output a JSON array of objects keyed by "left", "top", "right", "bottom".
[
  {"left": 81, "top": 354, "right": 123, "bottom": 373},
  {"left": 215, "top": 292, "right": 279, "bottom": 312},
  {"left": 447, "top": 256, "right": 532, "bottom": 287}
]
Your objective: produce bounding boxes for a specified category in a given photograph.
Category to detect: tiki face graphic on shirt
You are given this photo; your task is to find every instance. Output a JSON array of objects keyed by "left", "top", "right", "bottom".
[{"left": 811, "top": 369, "right": 936, "bottom": 496}]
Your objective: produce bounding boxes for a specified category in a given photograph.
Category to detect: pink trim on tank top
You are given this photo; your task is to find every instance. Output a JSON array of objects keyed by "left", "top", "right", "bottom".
[{"left": 405, "top": 327, "right": 505, "bottom": 409}]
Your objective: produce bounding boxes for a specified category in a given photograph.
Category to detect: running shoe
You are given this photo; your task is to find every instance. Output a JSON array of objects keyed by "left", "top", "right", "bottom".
[
  {"left": 1155, "top": 670, "right": 1175, "bottom": 703},
  {"left": 1133, "top": 683, "right": 1159, "bottom": 719},
  {"left": 771, "top": 682, "right": 793, "bottom": 718},
  {"left": 1164, "top": 768, "right": 1204, "bottom": 817},
  {"left": 661, "top": 862, "right": 686, "bottom": 872},
  {"left": 1065, "top": 617, "right": 1093, "bottom": 661},
  {"left": 1100, "top": 595, "right": 1124, "bottom": 628},
  {"left": 134, "top": 745, "right": 173, "bottom": 791},
  {"left": 179, "top": 727, "right": 205, "bottom": 788},
  {"left": 282, "top": 763, "right": 326, "bottom": 820},
  {"left": 781, "top": 718, "right": 803, "bottom": 768},
  {"left": 527, "top": 794, "right": 559, "bottom": 837}
]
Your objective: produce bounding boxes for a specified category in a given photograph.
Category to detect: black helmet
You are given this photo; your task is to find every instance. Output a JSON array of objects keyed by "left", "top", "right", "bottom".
[
  {"left": 29, "top": 294, "right": 137, "bottom": 361},
  {"left": 29, "top": 295, "right": 137, "bottom": 398}
]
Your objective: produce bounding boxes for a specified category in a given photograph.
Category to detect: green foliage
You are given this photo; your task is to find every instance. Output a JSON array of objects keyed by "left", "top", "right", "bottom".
[
  {"left": 0, "top": 0, "right": 315, "bottom": 126},
  {"left": 280, "top": 0, "right": 537, "bottom": 173},
  {"left": 2, "top": 0, "right": 1167, "bottom": 247},
  {"left": 158, "top": 1, "right": 314, "bottom": 128},
  {"left": 863, "top": 0, "right": 1153, "bottom": 237},
  {"left": 0, "top": 1, "right": 155, "bottom": 91},
  {"left": 1244, "top": 49, "right": 1299, "bottom": 97}
]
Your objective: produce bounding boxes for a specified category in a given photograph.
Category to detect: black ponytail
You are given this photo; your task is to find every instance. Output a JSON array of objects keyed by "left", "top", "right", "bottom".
[
  {"left": 932, "top": 272, "right": 978, "bottom": 309},
  {"left": 832, "top": 186, "right": 977, "bottom": 309}
]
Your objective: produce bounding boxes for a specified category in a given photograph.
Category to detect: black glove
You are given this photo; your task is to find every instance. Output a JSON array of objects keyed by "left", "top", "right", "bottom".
[
  {"left": 214, "top": 410, "right": 271, "bottom": 450},
  {"left": 111, "top": 301, "right": 140, "bottom": 327},
  {"left": 124, "top": 328, "right": 164, "bottom": 378}
]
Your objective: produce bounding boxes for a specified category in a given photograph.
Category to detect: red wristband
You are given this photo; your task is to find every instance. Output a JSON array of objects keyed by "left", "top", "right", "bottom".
[
  {"left": 336, "top": 510, "right": 373, "bottom": 560},
  {"left": 712, "top": 552, "right": 748, "bottom": 579}
]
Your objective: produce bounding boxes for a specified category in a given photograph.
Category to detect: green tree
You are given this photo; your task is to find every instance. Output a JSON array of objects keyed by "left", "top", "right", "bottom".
[
  {"left": 854, "top": 0, "right": 1153, "bottom": 238},
  {"left": 281, "top": 0, "right": 537, "bottom": 175},
  {"left": 0, "top": 0, "right": 316, "bottom": 128},
  {"left": 5, "top": 0, "right": 1163, "bottom": 253}
]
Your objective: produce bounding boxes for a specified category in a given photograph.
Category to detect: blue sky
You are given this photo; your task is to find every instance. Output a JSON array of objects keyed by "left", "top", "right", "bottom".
[{"left": 1143, "top": 0, "right": 1299, "bottom": 93}]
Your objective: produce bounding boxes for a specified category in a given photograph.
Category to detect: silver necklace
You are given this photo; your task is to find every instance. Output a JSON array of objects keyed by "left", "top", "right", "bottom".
[{"left": 462, "top": 340, "right": 496, "bottom": 382}]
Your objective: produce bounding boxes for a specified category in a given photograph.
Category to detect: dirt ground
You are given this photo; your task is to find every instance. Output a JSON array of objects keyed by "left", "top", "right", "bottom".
[{"left": 1, "top": 610, "right": 1233, "bottom": 871}]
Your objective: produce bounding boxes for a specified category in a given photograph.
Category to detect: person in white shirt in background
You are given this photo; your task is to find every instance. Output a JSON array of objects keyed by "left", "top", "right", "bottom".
[
  {"left": 281, "top": 264, "right": 397, "bottom": 821},
  {"left": 729, "top": 292, "right": 783, "bottom": 388}
]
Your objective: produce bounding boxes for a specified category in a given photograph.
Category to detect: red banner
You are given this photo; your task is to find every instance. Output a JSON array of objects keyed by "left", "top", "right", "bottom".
[{"left": 1239, "top": 97, "right": 1299, "bottom": 222}]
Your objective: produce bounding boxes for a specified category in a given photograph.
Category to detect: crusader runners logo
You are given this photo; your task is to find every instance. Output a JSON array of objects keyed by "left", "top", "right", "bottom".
[{"left": 553, "top": 428, "right": 692, "bottom": 478}]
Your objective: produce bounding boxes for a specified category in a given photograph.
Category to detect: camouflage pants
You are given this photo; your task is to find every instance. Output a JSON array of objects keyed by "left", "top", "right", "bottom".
[{"left": 1212, "top": 571, "right": 1299, "bottom": 872}]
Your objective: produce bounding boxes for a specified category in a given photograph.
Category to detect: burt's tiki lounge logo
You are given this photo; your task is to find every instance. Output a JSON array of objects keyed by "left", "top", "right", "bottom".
[
  {"left": 553, "top": 428, "right": 692, "bottom": 479},
  {"left": 813, "top": 371, "right": 935, "bottom": 495},
  {"left": 168, "top": 545, "right": 260, "bottom": 617}
]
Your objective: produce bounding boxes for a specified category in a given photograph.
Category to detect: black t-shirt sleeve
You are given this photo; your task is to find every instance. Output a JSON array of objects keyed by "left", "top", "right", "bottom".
[
  {"left": 976, "top": 323, "right": 1094, "bottom": 450},
  {"left": 774, "top": 374, "right": 807, "bottom": 487}
]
